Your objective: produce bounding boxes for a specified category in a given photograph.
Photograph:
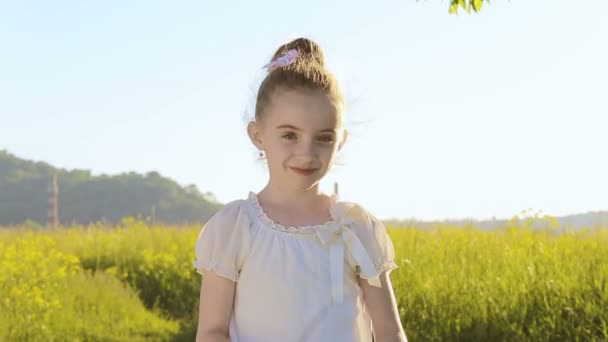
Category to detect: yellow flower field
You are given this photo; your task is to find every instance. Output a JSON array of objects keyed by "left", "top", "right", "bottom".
[{"left": 1, "top": 216, "right": 606, "bottom": 341}]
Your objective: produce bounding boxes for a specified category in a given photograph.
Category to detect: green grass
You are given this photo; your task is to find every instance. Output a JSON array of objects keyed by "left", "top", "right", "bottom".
[
  {"left": 0, "top": 229, "right": 179, "bottom": 341},
  {"left": 388, "top": 223, "right": 608, "bottom": 341},
  {"left": 1, "top": 216, "right": 606, "bottom": 341}
]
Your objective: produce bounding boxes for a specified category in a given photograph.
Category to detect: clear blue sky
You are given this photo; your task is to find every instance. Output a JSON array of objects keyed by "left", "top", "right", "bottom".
[{"left": 1, "top": 1, "right": 606, "bottom": 221}]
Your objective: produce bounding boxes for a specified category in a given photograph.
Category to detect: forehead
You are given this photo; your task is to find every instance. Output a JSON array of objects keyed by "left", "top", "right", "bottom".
[{"left": 263, "top": 89, "right": 341, "bottom": 131}]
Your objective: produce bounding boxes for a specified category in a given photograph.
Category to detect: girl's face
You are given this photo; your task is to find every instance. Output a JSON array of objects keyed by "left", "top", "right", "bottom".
[{"left": 248, "top": 89, "right": 347, "bottom": 192}]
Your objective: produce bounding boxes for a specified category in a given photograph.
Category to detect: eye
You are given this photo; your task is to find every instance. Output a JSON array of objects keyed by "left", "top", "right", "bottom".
[
  {"left": 319, "top": 136, "right": 334, "bottom": 143},
  {"left": 282, "top": 132, "right": 297, "bottom": 141}
]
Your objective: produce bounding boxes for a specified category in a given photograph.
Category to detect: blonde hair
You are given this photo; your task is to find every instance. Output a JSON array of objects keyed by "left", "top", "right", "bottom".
[{"left": 254, "top": 37, "right": 344, "bottom": 123}]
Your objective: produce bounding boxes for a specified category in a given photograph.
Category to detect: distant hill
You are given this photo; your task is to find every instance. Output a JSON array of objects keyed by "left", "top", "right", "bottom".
[
  {"left": 384, "top": 210, "right": 608, "bottom": 232},
  {"left": 0, "top": 150, "right": 223, "bottom": 226}
]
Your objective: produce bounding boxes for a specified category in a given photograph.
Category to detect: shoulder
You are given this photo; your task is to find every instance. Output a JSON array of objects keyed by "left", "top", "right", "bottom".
[
  {"left": 202, "top": 197, "right": 251, "bottom": 231},
  {"left": 195, "top": 196, "right": 253, "bottom": 249},
  {"left": 336, "top": 199, "right": 389, "bottom": 245},
  {"left": 210, "top": 198, "right": 247, "bottom": 216},
  {"left": 334, "top": 200, "right": 381, "bottom": 228}
]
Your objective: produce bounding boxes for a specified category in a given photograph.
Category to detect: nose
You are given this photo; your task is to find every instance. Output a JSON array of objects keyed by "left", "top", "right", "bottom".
[{"left": 295, "top": 139, "right": 317, "bottom": 159}]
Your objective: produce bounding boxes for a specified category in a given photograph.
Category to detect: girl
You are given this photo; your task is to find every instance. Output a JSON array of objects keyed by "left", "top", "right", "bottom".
[{"left": 193, "top": 37, "right": 407, "bottom": 342}]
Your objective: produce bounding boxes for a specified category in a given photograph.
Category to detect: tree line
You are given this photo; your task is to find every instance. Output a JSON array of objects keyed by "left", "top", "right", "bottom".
[{"left": 0, "top": 150, "right": 222, "bottom": 227}]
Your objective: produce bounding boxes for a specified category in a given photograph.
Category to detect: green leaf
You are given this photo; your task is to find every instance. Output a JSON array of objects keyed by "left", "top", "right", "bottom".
[
  {"left": 473, "top": 0, "right": 483, "bottom": 12},
  {"left": 449, "top": 2, "right": 459, "bottom": 14}
]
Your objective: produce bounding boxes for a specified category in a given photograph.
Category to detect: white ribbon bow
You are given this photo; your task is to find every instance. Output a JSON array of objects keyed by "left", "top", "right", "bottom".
[{"left": 315, "top": 220, "right": 382, "bottom": 304}]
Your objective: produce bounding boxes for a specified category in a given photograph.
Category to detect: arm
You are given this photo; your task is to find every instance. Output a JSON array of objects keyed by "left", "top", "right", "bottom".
[
  {"left": 196, "top": 270, "right": 236, "bottom": 342},
  {"left": 358, "top": 271, "right": 408, "bottom": 342}
]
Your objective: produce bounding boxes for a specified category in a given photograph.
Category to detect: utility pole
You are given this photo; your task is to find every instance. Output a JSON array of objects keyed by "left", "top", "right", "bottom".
[{"left": 47, "top": 174, "right": 59, "bottom": 229}]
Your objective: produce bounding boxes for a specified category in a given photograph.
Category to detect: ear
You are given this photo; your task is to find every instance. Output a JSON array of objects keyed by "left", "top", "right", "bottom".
[
  {"left": 337, "top": 129, "right": 348, "bottom": 152},
  {"left": 247, "top": 120, "right": 264, "bottom": 150}
]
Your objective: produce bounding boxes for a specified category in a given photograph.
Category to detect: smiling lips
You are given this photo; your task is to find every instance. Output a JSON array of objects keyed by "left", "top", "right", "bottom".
[{"left": 290, "top": 167, "right": 317, "bottom": 175}]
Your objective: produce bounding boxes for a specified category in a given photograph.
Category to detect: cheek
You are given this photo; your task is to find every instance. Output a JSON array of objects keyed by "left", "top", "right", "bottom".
[
  {"left": 269, "top": 141, "right": 293, "bottom": 156},
  {"left": 320, "top": 146, "right": 338, "bottom": 159}
]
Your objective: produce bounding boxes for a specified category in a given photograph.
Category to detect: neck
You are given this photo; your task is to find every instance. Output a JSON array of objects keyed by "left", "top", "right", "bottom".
[{"left": 257, "top": 182, "right": 327, "bottom": 209}]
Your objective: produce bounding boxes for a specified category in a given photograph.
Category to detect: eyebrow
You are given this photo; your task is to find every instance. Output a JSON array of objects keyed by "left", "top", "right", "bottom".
[{"left": 276, "top": 124, "right": 336, "bottom": 133}]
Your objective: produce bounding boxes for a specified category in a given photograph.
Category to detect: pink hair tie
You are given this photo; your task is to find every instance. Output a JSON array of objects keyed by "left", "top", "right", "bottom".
[{"left": 262, "top": 49, "right": 299, "bottom": 71}]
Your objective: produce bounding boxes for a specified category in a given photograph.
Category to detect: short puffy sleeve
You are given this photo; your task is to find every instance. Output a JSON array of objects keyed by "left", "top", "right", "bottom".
[
  {"left": 343, "top": 202, "right": 399, "bottom": 279},
  {"left": 192, "top": 200, "right": 252, "bottom": 281}
]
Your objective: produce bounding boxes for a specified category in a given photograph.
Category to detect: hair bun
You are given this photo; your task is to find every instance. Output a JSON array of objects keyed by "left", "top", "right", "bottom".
[{"left": 270, "top": 37, "right": 325, "bottom": 68}]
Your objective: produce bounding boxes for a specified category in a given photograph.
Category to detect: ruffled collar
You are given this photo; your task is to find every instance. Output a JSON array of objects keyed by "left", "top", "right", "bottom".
[{"left": 246, "top": 191, "right": 343, "bottom": 234}]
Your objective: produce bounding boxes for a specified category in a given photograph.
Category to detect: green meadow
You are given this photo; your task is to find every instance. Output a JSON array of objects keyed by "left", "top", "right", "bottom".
[{"left": 1, "top": 217, "right": 606, "bottom": 341}]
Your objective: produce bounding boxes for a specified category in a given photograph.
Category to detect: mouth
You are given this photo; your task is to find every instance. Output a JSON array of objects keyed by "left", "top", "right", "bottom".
[{"left": 290, "top": 167, "right": 318, "bottom": 176}]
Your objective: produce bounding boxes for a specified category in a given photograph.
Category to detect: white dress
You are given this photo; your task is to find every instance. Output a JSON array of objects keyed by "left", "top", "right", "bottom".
[{"left": 192, "top": 191, "right": 399, "bottom": 342}]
